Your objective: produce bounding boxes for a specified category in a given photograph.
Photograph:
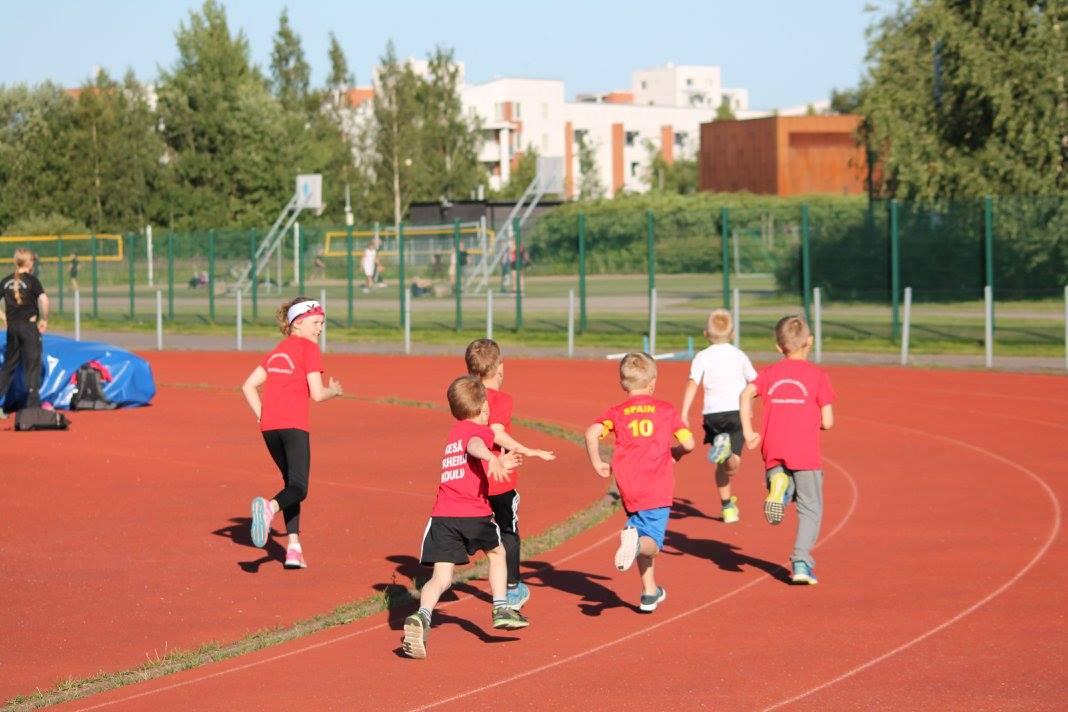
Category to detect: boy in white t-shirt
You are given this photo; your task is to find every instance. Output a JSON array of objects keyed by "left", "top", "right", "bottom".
[
  {"left": 681, "top": 309, "right": 757, "bottom": 523},
  {"left": 361, "top": 238, "right": 382, "bottom": 293}
]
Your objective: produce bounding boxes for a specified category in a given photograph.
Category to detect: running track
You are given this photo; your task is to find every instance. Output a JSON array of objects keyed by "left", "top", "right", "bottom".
[{"left": 7, "top": 354, "right": 1065, "bottom": 710}]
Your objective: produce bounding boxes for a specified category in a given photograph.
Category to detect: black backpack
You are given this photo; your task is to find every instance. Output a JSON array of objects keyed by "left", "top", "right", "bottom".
[
  {"left": 71, "top": 364, "right": 117, "bottom": 411},
  {"left": 15, "top": 407, "right": 70, "bottom": 431}
]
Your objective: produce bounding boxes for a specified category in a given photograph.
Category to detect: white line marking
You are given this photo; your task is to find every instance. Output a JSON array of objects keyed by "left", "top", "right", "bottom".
[
  {"left": 406, "top": 457, "right": 860, "bottom": 711},
  {"left": 760, "top": 421, "right": 1061, "bottom": 711}
]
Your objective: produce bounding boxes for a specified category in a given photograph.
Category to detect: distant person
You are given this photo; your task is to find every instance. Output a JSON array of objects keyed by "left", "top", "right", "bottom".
[
  {"left": 240, "top": 297, "right": 342, "bottom": 570},
  {"left": 69, "top": 254, "right": 80, "bottom": 292},
  {"left": 680, "top": 309, "right": 757, "bottom": 524},
  {"left": 361, "top": 238, "right": 382, "bottom": 293},
  {"left": 739, "top": 315, "right": 835, "bottom": 585},
  {"left": 0, "top": 248, "right": 49, "bottom": 412},
  {"left": 313, "top": 246, "right": 326, "bottom": 280}
]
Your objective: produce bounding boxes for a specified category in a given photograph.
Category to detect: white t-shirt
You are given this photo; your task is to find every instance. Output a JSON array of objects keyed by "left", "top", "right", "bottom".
[
  {"left": 688, "top": 343, "right": 758, "bottom": 414},
  {"left": 361, "top": 247, "right": 377, "bottom": 276}
]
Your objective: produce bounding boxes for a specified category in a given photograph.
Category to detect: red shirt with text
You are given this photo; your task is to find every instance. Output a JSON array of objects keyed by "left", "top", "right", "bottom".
[
  {"left": 430, "top": 420, "right": 496, "bottom": 517},
  {"left": 752, "top": 359, "right": 835, "bottom": 471},
  {"left": 485, "top": 387, "right": 517, "bottom": 496},
  {"left": 259, "top": 336, "right": 323, "bottom": 432}
]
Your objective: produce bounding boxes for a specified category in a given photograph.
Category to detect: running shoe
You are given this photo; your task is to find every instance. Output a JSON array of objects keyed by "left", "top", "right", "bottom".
[
  {"left": 722, "top": 496, "right": 740, "bottom": 524},
  {"left": 250, "top": 496, "right": 273, "bottom": 547},
  {"left": 707, "top": 433, "right": 732, "bottom": 464},
  {"left": 764, "top": 471, "right": 790, "bottom": 525},
  {"left": 284, "top": 547, "right": 307, "bottom": 569},
  {"left": 639, "top": 586, "right": 667, "bottom": 612},
  {"left": 402, "top": 613, "right": 429, "bottom": 658},
  {"left": 492, "top": 606, "right": 530, "bottom": 629},
  {"left": 505, "top": 581, "right": 531, "bottom": 610},
  {"left": 614, "top": 526, "right": 640, "bottom": 571},
  {"left": 791, "top": 561, "right": 818, "bottom": 585}
]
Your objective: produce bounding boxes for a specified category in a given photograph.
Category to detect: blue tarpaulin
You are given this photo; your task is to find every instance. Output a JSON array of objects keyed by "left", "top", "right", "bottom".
[{"left": 0, "top": 333, "right": 156, "bottom": 411}]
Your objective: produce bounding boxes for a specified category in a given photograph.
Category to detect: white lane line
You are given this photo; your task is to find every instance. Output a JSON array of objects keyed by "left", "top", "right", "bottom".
[
  {"left": 407, "top": 457, "right": 860, "bottom": 712},
  {"left": 760, "top": 421, "right": 1062, "bottom": 711}
]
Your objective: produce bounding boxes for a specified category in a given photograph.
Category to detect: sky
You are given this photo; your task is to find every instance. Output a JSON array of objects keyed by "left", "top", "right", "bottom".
[{"left": 0, "top": 1, "right": 881, "bottom": 110}]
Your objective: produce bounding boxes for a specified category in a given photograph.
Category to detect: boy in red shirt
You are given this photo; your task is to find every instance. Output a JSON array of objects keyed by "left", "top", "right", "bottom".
[
  {"left": 584, "top": 353, "right": 695, "bottom": 612},
  {"left": 740, "top": 315, "right": 835, "bottom": 585},
  {"left": 464, "top": 339, "right": 556, "bottom": 611},
  {"left": 402, "top": 376, "right": 527, "bottom": 659}
]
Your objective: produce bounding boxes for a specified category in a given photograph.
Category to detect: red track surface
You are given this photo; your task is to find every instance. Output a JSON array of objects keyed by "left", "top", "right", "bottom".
[{"left": 7, "top": 353, "right": 1065, "bottom": 710}]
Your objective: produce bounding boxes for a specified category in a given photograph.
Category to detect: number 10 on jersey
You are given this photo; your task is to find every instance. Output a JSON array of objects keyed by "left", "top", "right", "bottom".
[{"left": 627, "top": 419, "right": 654, "bottom": 437}]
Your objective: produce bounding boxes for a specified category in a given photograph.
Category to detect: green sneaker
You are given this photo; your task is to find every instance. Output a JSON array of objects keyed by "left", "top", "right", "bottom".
[
  {"left": 402, "top": 613, "right": 428, "bottom": 659},
  {"left": 492, "top": 605, "right": 530, "bottom": 629},
  {"left": 764, "top": 470, "right": 791, "bottom": 525},
  {"left": 722, "top": 496, "right": 740, "bottom": 524}
]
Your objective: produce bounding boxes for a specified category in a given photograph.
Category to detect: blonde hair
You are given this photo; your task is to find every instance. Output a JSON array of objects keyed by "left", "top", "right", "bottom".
[
  {"left": 706, "top": 308, "right": 733, "bottom": 344},
  {"left": 447, "top": 375, "right": 487, "bottom": 420},
  {"left": 465, "top": 338, "right": 501, "bottom": 379},
  {"left": 275, "top": 296, "right": 315, "bottom": 335},
  {"left": 619, "top": 352, "right": 656, "bottom": 391},
  {"left": 11, "top": 248, "right": 33, "bottom": 305},
  {"left": 775, "top": 315, "right": 811, "bottom": 354}
]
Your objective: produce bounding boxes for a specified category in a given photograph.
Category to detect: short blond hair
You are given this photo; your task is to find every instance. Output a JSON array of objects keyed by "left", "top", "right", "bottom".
[
  {"left": 447, "top": 375, "right": 486, "bottom": 420},
  {"left": 775, "top": 315, "right": 811, "bottom": 354},
  {"left": 706, "top": 308, "right": 733, "bottom": 344},
  {"left": 619, "top": 352, "right": 656, "bottom": 391},
  {"left": 464, "top": 338, "right": 501, "bottom": 379}
]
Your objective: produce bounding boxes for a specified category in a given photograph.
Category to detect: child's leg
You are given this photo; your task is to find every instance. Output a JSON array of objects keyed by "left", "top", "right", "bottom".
[
  {"left": 488, "top": 490, "right": 522, "bottom": 587},
  {"left": 790, "top": 469, "right": 824, "bottom": 569},
  {"left": 636, "top": 537, "right": 659, "bottom": 595},
  {"left": 716, "top": 454, "right": 741, "bottom": 500},
  {"left": 418, "top": 562, "right": 456, "bottom": 613},
  {"left": 272, "top": 430, "right": 311, "bottom": 543},
  {"left": 485, "top": 545, "right": 508, "bottom": 603}
]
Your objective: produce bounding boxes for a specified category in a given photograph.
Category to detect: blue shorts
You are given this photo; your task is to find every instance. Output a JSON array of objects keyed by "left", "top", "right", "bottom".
[{"left": 625, "top": 507, "right": 671, "bottom": 550}]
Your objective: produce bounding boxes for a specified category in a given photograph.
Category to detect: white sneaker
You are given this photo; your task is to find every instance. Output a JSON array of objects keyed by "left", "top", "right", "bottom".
[{"left": 614, "top": 527, "right": 640, "bottom": 571}]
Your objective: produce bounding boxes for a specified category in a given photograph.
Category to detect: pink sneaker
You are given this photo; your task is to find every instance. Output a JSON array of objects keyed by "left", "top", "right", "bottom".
[{"left": 284, "top": 547, "right": 307, "bottom": 569}]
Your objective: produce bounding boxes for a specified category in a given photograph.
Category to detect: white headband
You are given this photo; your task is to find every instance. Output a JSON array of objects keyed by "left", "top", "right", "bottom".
[{"left": 286, "top": 300, "right": 323, "bottom": 325}]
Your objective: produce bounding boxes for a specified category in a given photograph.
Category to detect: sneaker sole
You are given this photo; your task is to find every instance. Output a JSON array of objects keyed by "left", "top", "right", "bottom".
[
  {"left": 284, "top": 560, "right": 307, "bottom": 569},
  {"left": 791, "top": 574, "right": 818, "bottom": 585},
  {"left": 402, "top": 616, "right": 427, "bottom": 658},
  {"left": 722, "top": 510, "right": 740, "bottom": 524},
  {"left": 708, "top": 435, "right": 732, "bottom": 464},
  {"left": 764, "top": 473, "right": 790, "bottom": 525},
  {"left": 250, "top": 497, "right": 269, "bottom": 547},
  {"left": 639, "top": 587, "right": 667, "bottom": 612},
  {"left": 492, "top": 617, "right": 531, "bottom": 630},
  {"left": 614, "top": 527, "right": 640, "bottom": 571}
]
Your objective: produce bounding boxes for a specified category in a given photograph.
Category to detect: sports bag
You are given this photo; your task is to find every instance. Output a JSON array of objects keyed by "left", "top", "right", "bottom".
[
  {"left": 71, "top": 363, "right": 117, "bottom": 411},
  {"left": 15, "top": 407, "right": 70, "bottom": 431}
]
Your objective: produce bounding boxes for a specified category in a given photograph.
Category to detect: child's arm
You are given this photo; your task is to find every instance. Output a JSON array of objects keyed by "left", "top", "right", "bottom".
[
  {"left": 821, "top": 404, "right": 834, "bottom": 430},
  {"left": 467, "top": 436, "right": 522, "bottom": 481},
  {"left": 739, "top": 383, "right": 761, "bottom": 449},
  {"left": 307, "top": 372, "right": 343, "bottom": 402},
  {"left": 671, "top": 428, "right": 696, "bottom": 462},
  {"left": 241, "top": 366, "right": 267, "bottom": 421},
  {"left": 490, "top": 424, "right": 556, "bottom": 461},
  {"left": 584, "top": 423, "right": 612, "bottom": 478},
  {"left": 680, "top": 379, "right": 699, "bottom": 428}
]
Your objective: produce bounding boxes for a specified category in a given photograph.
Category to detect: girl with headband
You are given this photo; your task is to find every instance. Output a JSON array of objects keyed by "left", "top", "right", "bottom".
[{"left": 241, "top": 296, "right": 342, "bottom": 569}]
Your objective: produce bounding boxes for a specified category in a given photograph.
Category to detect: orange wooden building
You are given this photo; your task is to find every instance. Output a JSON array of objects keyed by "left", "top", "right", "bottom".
[{"left": 698, "top": 115, "right": 868, "bottom": 195}]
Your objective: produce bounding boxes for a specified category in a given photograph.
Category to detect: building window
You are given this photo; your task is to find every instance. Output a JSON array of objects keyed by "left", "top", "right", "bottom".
[
  {"left": 494, "top": 103, "right": 503, "bottom": 120},
  {"left": 674, "top": 131, "right": 688, "bottom": 147},
  {"left": 514, "top": 102, "right": 521, "bottom": 119},
  {"left": 685, "top": 78, "right": 693, "bottom": 87},
  {"left": 574, "top": 128, "right": 588, "bottom": 142},
  {"left": 640, "top": 80, "right": 647, "bottom": 89},
  {"left": 630, "top": 161, "right": 640, "bottom": 177},
  {"left": 625, "top": 130, "right": 640, "bottom": 147}
]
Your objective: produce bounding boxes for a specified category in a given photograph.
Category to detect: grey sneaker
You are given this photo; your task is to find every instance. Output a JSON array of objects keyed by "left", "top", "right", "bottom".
[
  {"left": 614, "top": 527, "right": 640, "bottom": 571},
  {"left": 639, "top": 586, "right": 667, "bottom": 612},
  {"left": 708, "top": 433, "right": 732, "bottom": 464},
  {"left": 492, "top": 606, "right": 530, "bottom": 629},
  {"left": 402, "top": 613, "right": 428, "bottom": 658}
]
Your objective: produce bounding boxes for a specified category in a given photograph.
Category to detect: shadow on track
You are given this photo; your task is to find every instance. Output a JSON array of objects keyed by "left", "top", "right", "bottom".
[{"left": 212, "top": 517, "right": 287, "bottom": 573}]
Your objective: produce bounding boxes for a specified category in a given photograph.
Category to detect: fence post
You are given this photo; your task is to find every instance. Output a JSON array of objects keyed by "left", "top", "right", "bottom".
[
  {"left": 56, "top": 234, "right": 64, "bottom": 314},
  {"left": 236, "top": 290, "right": 243, "bottom": 352},
  {"left": 732, "top": 286, "right": 741, "bottom": 348},
  {"left": 404, "top": 290, "right": 411, "bottom": 355},
  {"left": 296, "top": 223, "right": 305, "bottom": 296},
  {"left": 398, "top": 223, "right": 406, "bottom": 327},
  {"left": 578, "top": 212, "right": 587, "bottom": 332},
  {"left": 901, "top": 286, "right": 912, "bottom": 366},
  {"left": 155, "top": 289, "right": 163, "bottom": 350},
  {"left": 984, "top": 196, "right": 994, "bottom": 329},
  {"left": 720, "top": 207, "right": 731, "bottom": 308},
  {"left": 514, "top": 218, "right": 523, "bottom": 331},
  {"left": 486, "top": 289, "right": 494, "bottom": 339},
  {"left": 346, "top": 223, "right": 354, "bottom": 328},
  {"left": 146, "top": 224, "right": 154, "bottom": 286},
  {"left": 567, "top": 288, "right": 575, "bottom": 358},
  {"left": 320, "top": 288, "right": 327, "bottom": 353},
  {"left": 890, "top": 199, "right": 901, "bottom": 340},
  {"left": 649, "top": 287, "right": 658, "bottom": 356},
  {"left": 74, "top": 290, "right": 81, "bottom": 341},
  {"left": 208, "top": 229, "right": 216, "bottom": 322},
  {"left": 167, "top": 232, "right": 174, "bottom": 321},
  {"left": 984, "top": 284, "right": 994, "bottom": 368},
  {"left": 250, "top": 229, "right": 258, "bottom": 320},
  {"left": 813, "top": 286, "right": 822, "bottom": 364},
  {"left": 127, "top": 233, "right": 136, "bottom": 319},
  {"left": 90, "top": 233, "right": 98, "bottom": 318},
  {"left": 646, "top": 208, "right": 655, "bottom": 298},
  {"left": 801, "top": 204, "right": 812, "bottom": 323},
  {"left": 454, "top": 219, "right": 462, "bottom": 331}
]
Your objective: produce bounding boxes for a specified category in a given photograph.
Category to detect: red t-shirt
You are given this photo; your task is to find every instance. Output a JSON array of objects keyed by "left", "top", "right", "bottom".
[
  {"left": 259, "top": 336, "right": 324, "bottom": 432},
  {"left": 485, "top": 387, "right": 517, "bottom": 496},
  {"left": 430, "top": 420, "right": 496, "bottom": 517},
  {"left": 596, "top": 395, "right": 692, "bottom": 513},
  {"left": 752, "top": 359, "right": 835, "bottom": 471}
]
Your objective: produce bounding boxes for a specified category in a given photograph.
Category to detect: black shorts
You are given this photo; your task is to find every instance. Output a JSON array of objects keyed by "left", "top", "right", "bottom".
[
  {"left": 488, "top": 489, "right": 520, "bottom": 536},
  {"left": 702, "top": 411, "right": 743, "bottom": 456},
  {"left": 419, "top": 515, "right": 502, "bottom": 565}
]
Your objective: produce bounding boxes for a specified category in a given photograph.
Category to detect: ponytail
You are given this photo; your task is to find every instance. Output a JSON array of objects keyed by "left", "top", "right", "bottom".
[{"left": 11, "top": 248, "right": 32, "bottom": 305}]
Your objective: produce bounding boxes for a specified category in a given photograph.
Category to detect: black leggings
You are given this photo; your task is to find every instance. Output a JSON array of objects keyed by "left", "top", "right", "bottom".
[
  {"left": 489, "top": 489, "right": 521, "bottom": 586},
  {"left": 0, "top": 322, "right": 43, "bottom": 410},
  {"left": 262, "top": 429, "right": 311, "bottom": 535}
]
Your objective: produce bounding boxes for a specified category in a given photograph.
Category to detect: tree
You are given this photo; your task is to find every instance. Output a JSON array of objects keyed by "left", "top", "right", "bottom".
[
  {"left": 860, "top": 0, "right": 1068, "bottom": 199},
  {"left": 270, "top": 8, "right": 311, "bottom": 112},
  {"left": 326, "top": 32, "right": 353, "bottom": 91},
  {"left": 494, "top": 145, "right": 538, "bottom": 200},
  {"left": 576, "top": 132, "right": 604, "bottom": 200},
  {"left": 714, "top": 95, "right": 736, "bottom": 121},
  {"left": 641, "top": 140, "right": 697, "bottom": 195},
  {"left": 371, "top": 40, "right": 425, "bottom": 227},
  {"left": 830, "top": 87, "right": 863, "bottom": 114},
  {"left": 419, "top": 46, "right": 484, "bottom": 202}
]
